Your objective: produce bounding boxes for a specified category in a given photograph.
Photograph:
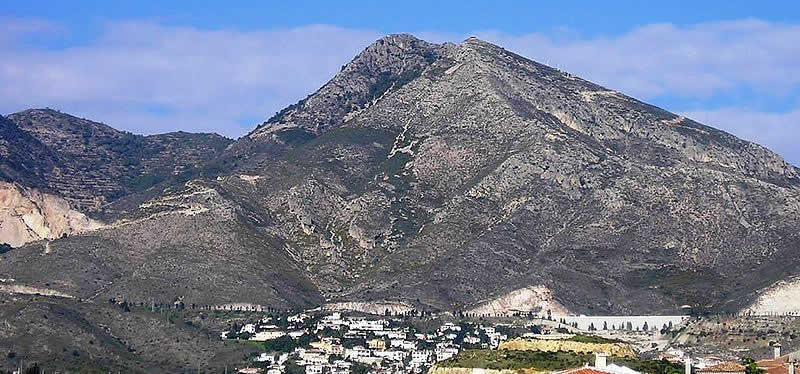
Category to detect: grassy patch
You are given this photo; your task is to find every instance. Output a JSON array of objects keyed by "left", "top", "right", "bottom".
[
  {"left": 231, "top": 339, "right": 268, "bottom": 351},
  {"left": 439, "top": 350, "right": 592, "bottom": 370},
  {"left": 568, "top": 334, "right": 624, "bottom": 344},
  {"left": 441, "top": 350, "right": 684, "bottom": 374}
]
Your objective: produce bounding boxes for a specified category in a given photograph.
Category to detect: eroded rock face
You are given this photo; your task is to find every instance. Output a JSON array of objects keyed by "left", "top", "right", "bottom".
[
  {"left": 745, "top": 277, "right": 800, "bottom": 314},
  {"left": 0, "top": 182, "right": 103, "bottom": 247},
  {"left": 467, "top": 286, "right": 570, "bottom": 316}
]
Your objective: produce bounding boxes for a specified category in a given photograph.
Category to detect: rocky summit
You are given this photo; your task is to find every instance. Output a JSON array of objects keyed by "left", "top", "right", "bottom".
[{"left": 2, "top": 35, "right": 800, "bottom": 370}]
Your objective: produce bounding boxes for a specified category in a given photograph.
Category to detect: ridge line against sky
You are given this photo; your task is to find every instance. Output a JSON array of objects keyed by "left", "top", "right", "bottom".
[{"left": 0, "top": 3, "right": 799, "bottom": 165}]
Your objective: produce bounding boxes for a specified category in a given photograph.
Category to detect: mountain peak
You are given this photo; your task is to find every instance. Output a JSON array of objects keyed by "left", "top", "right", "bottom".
[{"left": 248, "top": 34, "right": 449, "bottom": 140}]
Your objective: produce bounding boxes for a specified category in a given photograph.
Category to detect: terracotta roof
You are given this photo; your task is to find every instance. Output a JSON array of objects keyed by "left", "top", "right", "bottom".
[
  {"left": 764, "top": 365, "right": 788, "bottom": 374},
  {"left": 697, "top": 362, "right": 746, "bottom": 373},
  {"left": 558, "top": 368, "right": 613, "bottom": 374},
  {"left": 758, "top": 356, "right": 790, "bottom": 368}
]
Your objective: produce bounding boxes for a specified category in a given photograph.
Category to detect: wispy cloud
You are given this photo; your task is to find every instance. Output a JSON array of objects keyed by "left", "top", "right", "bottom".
[
  {"left": 475, "top": 20, "right": 800, "bottom": 99},
  {"left": 0, "top": 19, "right": 798, "bottom": 165},
  {"left": 681, "top": 108, "right": 800, "bottom": 165},
  {"left": 0, "top": 21, "right": 380, "bottom": 135}
]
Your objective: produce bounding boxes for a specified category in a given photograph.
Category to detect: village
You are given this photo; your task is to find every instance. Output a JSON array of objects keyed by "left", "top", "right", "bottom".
[
  {"left": 219, "top": 309, "right": 800, "bottom": 374},
  {"left": 223, "top": 311, "right": 500, "bottom": 374}
]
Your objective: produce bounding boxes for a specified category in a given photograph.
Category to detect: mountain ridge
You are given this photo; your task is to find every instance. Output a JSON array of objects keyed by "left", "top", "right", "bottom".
[
  {"left": 2, "top": 33, "right": 800, "bottom": 371},
  {"left": 3, "top": 108, "right": 234, "bottom": 213},
  {"left": 0, "top": 33, "right": 798, "bottom": 336}
]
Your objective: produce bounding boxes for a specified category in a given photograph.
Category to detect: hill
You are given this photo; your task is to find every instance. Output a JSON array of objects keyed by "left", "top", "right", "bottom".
[
  {"left": 2, "top": 34, "right": 800, "bottom": 370},
  {"left": 4, "top": 108, "right": 233, "bottom": 212}
]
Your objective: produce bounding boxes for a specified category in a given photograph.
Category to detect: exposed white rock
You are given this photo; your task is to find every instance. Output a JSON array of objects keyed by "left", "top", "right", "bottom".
[
  {"left": 0, "top": 182, "right": 103, "bottom": 247},
  {"left": 745, "top": 276, "right": 800, "bottom": 314},
  {"left": 239, "top": 174, "right": 264, "bottom": 185},
  {"left": 661, "top": 116, "right": 686, "bottom": 126},
  {"left": 0, "top": 284, "right": 74, "bottom": 298},
  {"left": 580, "top": 90, "right": 621, "bottom": 102},
  {"left": 467, "top": 285, "right": 570, "bottom": 316},
  {"left": 323, "top": 300, "right": 414, "bottom": 315}
]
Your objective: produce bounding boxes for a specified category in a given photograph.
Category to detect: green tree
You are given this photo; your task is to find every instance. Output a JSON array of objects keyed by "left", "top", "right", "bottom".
[
  {"left": 264, "top": 335, "right": 297, "bottom": 352},
  {"left": 284, "top": 360, "right": 304, "bottom": 374},
  {"left": 741, "top": 358, "right": 764, "bottom": 374},
  {"left": 352, "top": 363, "right": 371, "bottom": 374}
]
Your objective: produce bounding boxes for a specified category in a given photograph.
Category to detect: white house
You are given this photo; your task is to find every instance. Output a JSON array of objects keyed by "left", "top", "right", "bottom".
[{"left": 251, "top": 330, "right": 287, "bottom": 341}]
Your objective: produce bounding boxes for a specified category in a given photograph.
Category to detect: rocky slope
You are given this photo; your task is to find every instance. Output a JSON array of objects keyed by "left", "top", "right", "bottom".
[
  {"left": 4, "top": 109, "right": 233, "bottom": 212},
  {"left": 203, "top": 35, "right": 799, "bottom": 315},
  {"left": 0, "top": 182, "right": 103, "bottom": 247},
  {"left": 0, "top": 114, "right": 58, "bottom": 188},
  {"left": 3, "top": 34, "right": 800, "bottom": 321}
]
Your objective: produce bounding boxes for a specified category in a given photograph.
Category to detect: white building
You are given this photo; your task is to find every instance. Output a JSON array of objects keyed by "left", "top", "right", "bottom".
[
  {"left": 299, "top": 349, "right": 329, "bottom": 365},
  {"left": 345, "top": 346, "right": 372, "bottom": 360},
  {"left": 439, "top": 323, "right": 462, "bottom": 333},
  {"left": 463, "top": 336, "right": 480, "bottom": 345},
  {"left": 251, "top": 330, "right": 287, "bottom": 341},
  {"left": 289, "top": 313, "right": 310, "bottom": 324},
  {"left": 435, "top": 347, "right": 459, "bottom": 362},
  {"left": 411, "top": 350, "right": 433, "bottom": 364},
  {"left": 375, "top": 350, "right": 408, "bottom": 362},
  {"left": 240, "top": 324, "right": 257, "bottom": 334},
  {"left": 349, "top": 319, "right": 387, "bottom": 331}
]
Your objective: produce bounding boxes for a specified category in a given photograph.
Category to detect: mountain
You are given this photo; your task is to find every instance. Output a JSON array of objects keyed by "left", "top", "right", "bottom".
[
  {"left": 0, "top": 114, "right": 59, "bottom": 187},
  {"left": 2, "top": 34, "right": 800, "bottom": 371},
  {"left": 4, "top": 108, "right": 233, "bottom": 212}
]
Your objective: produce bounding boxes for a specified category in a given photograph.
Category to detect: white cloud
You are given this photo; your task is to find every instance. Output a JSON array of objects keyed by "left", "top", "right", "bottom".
[
  {"left": 0, "top": 21, "right": 380, "bottom": 137},
  {"left": 474, "top": 20, "right": 800, "bottom": 98},
  {"left": 682, "top": 108, "right": 800, "bottom": 166},
  {"left": 0, "top": 18, "right": 798, "bottom": 165}
]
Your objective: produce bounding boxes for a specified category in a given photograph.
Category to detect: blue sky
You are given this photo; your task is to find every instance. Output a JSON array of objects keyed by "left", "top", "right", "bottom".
[{"left": 1, "top": 1, "right": 799, "bottom": 164}]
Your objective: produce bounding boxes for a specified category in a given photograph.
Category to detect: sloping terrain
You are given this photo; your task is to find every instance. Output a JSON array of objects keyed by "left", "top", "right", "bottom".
[
  {"left": 0, "top": 179, "right": 322, "bottom": 308},
  {"left": 2, "top": 35, "right": 800, "bottom": 368},
  {"left": 0, "top": 114, "right": 58, "bottom": 187},
  {"left": 0, "top": 294, "right": 260, "bottom": 373},
  {"left": 0, "top": 181, "right": 103, "bottom": 247},
  {"left": 4, "top": 109, "right": 233, "bottom": 212},
  {"left": 200, "top": 36, "right": 800, "bottom": 315}
]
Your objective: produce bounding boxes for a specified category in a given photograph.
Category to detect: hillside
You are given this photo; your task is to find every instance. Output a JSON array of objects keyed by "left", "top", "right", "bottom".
[
  {"left": 215, "top": 35, "right": 800, "bottom": 315},
  {"left": 2, "top": 34, "right": 800, "bottom": 369},
  {"left": 4, "top": 108, "right": 233, "bottom": 212},
  {"left": 0, "top": 114, "right": 58, "bottom": 187}
]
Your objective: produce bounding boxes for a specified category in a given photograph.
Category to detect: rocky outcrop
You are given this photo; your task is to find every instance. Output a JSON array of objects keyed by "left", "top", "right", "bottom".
[
  {"left": 467, "top": 286, "right": 570, "bottom": 316},
  {"left": 744, "top": 276, "right": 800, "bottom": 314},
  {"left": 4, "top": 109, "right": 232, "bottom": 212},
  {"left": 0, "top": 182, "right": 103, "bottom": 247},
  {"left": 250, "top": 34, "right": 452, "bottom": 138},
  {"left": 323, "top": 300, "right": 414, "bottom": 315}
]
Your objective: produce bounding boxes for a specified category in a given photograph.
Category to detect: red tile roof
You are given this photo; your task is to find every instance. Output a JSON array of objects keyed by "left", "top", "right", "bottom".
[
  {"left": 758, "top": 356, "right": 790, "bottom": 369},
  {"left": 764, "top": 365, "right": 788, "bottom": 374},
  {"left": 558, "top": 368, "right": 612, "bottom": 374}
]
